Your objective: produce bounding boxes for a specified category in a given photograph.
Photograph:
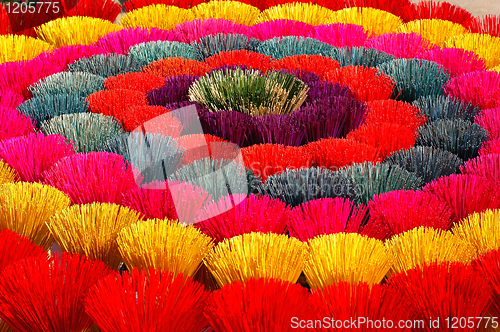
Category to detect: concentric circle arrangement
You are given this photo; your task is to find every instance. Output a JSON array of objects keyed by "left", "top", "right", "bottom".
[{"left": 1, "top": 0, "right": 500, "bottom": 331}]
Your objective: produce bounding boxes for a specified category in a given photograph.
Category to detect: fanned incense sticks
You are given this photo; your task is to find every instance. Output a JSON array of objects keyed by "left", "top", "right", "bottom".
[
  {"left": 204, "top": 232, "right": 307, "bottom": 287},
  {"left": 0, "top": 253, "right": 112, "bottom": 332},
  {"left": 0, "top": 35, "right": 52, "bottom": 64},
  {"left": 40, "top": 113, "right": 123, "bottom": 153},
  {"left": 368, "top": 190, "right": 453, "bottom": 237},
  {"left": 305, "top": 232, "right": 394, "bottom": 289},
  {"left": 68, "top": 54, "right": 144, "bottom": 78},
  {"left": 0, "top": 0, "right": 497, "bottom": 324},
  {"left": 103, "top": 72, "right": 165, "bottom": 93},
  {"left": 195, "top": 194, "right": 290, "bottom": 243},
  {"left": 120, "top": 4, "right": 195, "bottom": 30},
  {"left": 389, "top": 262, "right": 491, "bottom": 331},
  {"left": 311, "top": 281, "right": 412, "bottom": 332},
  {"left": 384, "top": 146, "right": 463, "bottom": 183},
  {"left": 47, "top": 202, "right": 143, "bottom": 270},
  {"left": 396, "top": 19, "right": 468, "bottom": 47},
  {"left": 365, "top": 32, "right": 436, "bottom": 59},
  {"left": 417, "top": 48, "right": 486, "bottom": 77},
  {"left": 424, "top": 174, "right": 500, "bottom": 224},
  {"left": 306, "top": 138, "right": 381, "bottom": 171},
  {"left": 189, "top": 68, "right": 308, "bottom": 116},
  {"left": 407, "top": 0, "right": 474, "bottom": 26},
  {"left": 192, "top": 1, "right": 261, "bottom": 25},
  {"left": 452, "top": 209, "right": 500, "bottom": 257},
  {"left": 377, "top": 58, "right": 450, "bottom": 102},
  {"left": 29, "top": 71, "right": 105, "bottom": 98},
  {"left": 386, "top": 226, "right": 475, "bottom": 274},
  {"left": 117, "top": 218, "right": 214, "bottom": 277},
  {"left": 36, "top": 16, "right": 122, "bottom": 47},
  {"left": 94, "top": 27, "right": 172, "bottom": 55},
  {"left": 331, "top": 7, "right": 403, "bottom": 36},
  {"left": 0, "top": 182, "right": 70, "bottom": 249},
  {"left": 256, "top": 3, "right": 335, "bottom": 26},
  {"left": 412, "top": 95, "right": 480, "bottom": 122},
  {"left": 0, "top": 160, "right": 17, "bottom": 186},
  {"left": 472, "top": 248, "right": 500, "bottom": 318},
  {"left": 85, "top": 267, "right": 209, "bottom": 332},
  {"left": 444, "top": 33, "right": 500, "bottom": 69},
  {"left": 18, "top": 94, "right": 88, "bottom": 126},
  {"left": 0, "top": 133, "right": 75, "bottom": 182},
  {"left": 0, "top": 107, "right": 35, "bottom": 141},
  {"left": 416, "top": 119, "right": 488, "bottom": 161},
  {"left": 242, "top": 144, "right": 312, "bottom": 180},
  {"left": 42, "top": 152, "right": 138, "bottom": 205},
  {"left": 250, "top": 20, "right": 315, "bottom": 41},
  {"left": 288, "top": 197, "right": 369, "bottom": 241},
  {"left": 205, "top": 278, "right": 317, "bottom": 332},
  {"left": 171, "top": 18, "right": 250, "bottom": 43}
]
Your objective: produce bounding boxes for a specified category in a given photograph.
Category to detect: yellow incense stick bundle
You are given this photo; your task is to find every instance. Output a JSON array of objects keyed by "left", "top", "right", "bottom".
[
  {"left": 117, "top": 218, "right": 214, "bottom": 278},
  {"left": 204, "top": 232, "right": 307, "bottom": 287},
  {"left": 0, "top": 182, "right": 70, "bottom": 250},
  {"left": 386, "top": 226, "right": 475, "bottom": 275},
  {"left": 121, "top": 4, "right": 195, "bottom": 30},
  {"left": 36, "top": 16, "right": 121, "bottom": 47},
  {"left": 305, "top": 232, "right": 393, "bottom": 289},
  {"left": 453, "top": 209, "right": 500, "bottom": 257},
  {"left": 47, "top": 203, "right": 143, "bottom": 270}
]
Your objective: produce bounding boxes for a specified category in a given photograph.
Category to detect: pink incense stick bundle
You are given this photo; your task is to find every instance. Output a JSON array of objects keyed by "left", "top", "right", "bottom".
[
  {"left": 423, "top": 174, "right": 500, "bottom": 223},
  {"left": 195, "top": 194, "right": 290, "bottom": 243},
  {"left": 35, "top": 45, "right": 108, "bottom": 70},
  {"left": 249, "top": 20, "right": 315, "bottom": 41},
  {"left": 288, "top": 197, "right": 369, "bottom": 242},
  {"left": 123, "top": 180, "right": 211, "bottom": 224},
  {"left": 460, "top": 154, "right": 500, "bottom": 183},
  {"left": 0, "top": 58, "right": 64, "bottom": 99},
  {"left": 313, "top": 23, "right": 368, "bottom": 47},
  {"left": 42, "top": 152, "right": 138, "bottom": 205},
  {"left": 0, "top": 90, "right": 24, "bottom": 108},
  {"left": 365, "top": 32, "right": 437, "bottom": 59},
  {"left": 0, "top": 133, "right": 74, "bottom": 182},
  {"left": 444, "top": 71, "right": 500, "bottom": 110},
  {"left": 479, "top": 138, "right": 500, "bottom": 156},
  {"left": 416, "top": 48, "right": 485, "bottom": 77},
  {"left": 475, "top": 107, "right": 500, "bottom": 140},
  {"left": 170, "top": 19, "right": 251, "bottom": 43},
  {"left": 368, "top": 190, "right": 453, "bottom": 238},
  {"left": 0, "top": 107, "right": 35, "bottom": 141},
  {"left": 94, "top": 27, "right": 173, "bottom": 55}
]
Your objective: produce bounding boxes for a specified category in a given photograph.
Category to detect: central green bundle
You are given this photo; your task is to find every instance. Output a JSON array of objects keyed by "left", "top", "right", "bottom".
[{"left": 188, "top": 68, "right": 309, "bottom": 116}]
